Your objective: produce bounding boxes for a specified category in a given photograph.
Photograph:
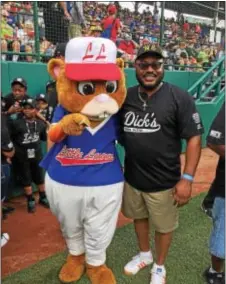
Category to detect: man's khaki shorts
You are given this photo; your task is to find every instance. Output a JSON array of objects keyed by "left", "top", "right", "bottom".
[{"left": 122, "top": 183, "right": 179, "bottom": 233}]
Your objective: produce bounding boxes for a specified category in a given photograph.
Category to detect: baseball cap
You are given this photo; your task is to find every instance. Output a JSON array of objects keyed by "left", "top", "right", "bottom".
[
  {"left": 53, "top": 43, "right": 67, "bottom": 58},
  {"left": 90, "top": 25, "right": 103, "bottom": 32},
  {"left": 11, "top": 77, "right": 27, "bottom": 89},
  {"left": 21, "top": 98, "right": 36, "bottom": 108},
  {"left": 65, "top": 37, "right": 121, "bottom": 81},
  {"left": 108, "top": 4, "right": 117, "bottom": 14},
  {"left": 36, "top": 93, "right": 47, "bottom": 102},
  {"left": 46, "top": 80, "right": 54, "bottom": 88},
  {"left": 136, "top": 44, "right": 165, "bottom": 61}
]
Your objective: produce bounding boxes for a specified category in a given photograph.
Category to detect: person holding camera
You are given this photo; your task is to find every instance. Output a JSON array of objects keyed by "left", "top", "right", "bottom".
[{"left": 4, "top": 78, "right": 31, "bottom": 121}]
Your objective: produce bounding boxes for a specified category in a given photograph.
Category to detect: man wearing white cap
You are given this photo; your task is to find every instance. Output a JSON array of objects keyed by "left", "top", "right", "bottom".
[{"left": 40, "top": 37, "right": 126, "bottom": 284}]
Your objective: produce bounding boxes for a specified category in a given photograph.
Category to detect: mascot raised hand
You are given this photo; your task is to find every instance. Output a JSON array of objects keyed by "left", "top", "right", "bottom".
[{"left": 40, "top": 37, "right": 126, "bottom": 284}]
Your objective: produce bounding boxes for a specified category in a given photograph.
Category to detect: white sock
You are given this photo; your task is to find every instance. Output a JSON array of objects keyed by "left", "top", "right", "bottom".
[
  {"left": 2, "top": 55, "right": 6, "bottom": 61},
  {"left": 140, "top": 251, "right": 152, "bottom": 260}
]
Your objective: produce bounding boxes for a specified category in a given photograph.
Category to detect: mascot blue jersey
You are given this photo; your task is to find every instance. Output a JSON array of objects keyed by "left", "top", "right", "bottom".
[{"left": 40, "top": 105, "right": 124, "bottom": 186}]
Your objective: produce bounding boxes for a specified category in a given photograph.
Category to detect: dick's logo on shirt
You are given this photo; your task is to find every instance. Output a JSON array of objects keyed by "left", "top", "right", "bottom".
[{"left": 124, "top": 111, "right": 161, "bottom": 133}]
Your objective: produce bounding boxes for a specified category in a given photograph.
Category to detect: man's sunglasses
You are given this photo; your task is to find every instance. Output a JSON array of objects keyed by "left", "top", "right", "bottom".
[{"left": 136, "top": 61, "right": 163, "bottom": 70}]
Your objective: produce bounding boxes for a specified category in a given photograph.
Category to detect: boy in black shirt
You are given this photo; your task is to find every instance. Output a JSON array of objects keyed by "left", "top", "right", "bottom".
[
  {"left": 204, "top": 103, "right": 225, "bottom": 284},
  {"left": 9, "top": 98, "right": 49, "bottom": 213},
  {"left": 35, "top": 93, "right": 52, "bottom": 124},
  {"left": 4, "top": 78, "right": 31, "bottom": 120}
]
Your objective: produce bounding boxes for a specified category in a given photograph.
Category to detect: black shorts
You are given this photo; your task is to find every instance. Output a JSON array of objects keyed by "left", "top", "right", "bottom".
[{"left": 12, "top": 157, "right": 44, "bottom": 187}]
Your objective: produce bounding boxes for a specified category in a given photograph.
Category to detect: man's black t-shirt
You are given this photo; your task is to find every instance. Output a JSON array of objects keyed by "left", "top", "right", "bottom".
[
  {"left": 1, "top": 114, "right": 14, "bottom": 164},
  {"left": 9, "top": 117, "right": 47, "bottom": 160},
  {"left": 206, "top": 103, "right": 225, "bottom": 198},
  {"left": 120, "top": 82, "right": 204, "bottom": 192}
]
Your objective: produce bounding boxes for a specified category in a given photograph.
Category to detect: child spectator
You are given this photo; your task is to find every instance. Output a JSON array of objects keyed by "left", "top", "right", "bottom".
[
  {"left": 4, "top": 78, "right": 31, "bottom": 120},
  {"left": 9, "top": 98, "right": 49, "bottom": 213},
  {"left": 35, "top": 93, "right": 52, "bottom": 124}
]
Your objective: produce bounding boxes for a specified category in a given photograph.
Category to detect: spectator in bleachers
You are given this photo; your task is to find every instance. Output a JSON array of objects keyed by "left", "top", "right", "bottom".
[
  {"left": 101, "top": 4, "right": 121, "bottom": 42},
  {"left": 60, "top": 1, "right": 86, "bottom": 39},
  {"left": 1, "top": 1, "right": 224, "bottom": 69},
  {"left": 118, "top": 33, "right": 139, "bottom": 65},
  {"left": 9, "top": 98, "right": 49, "bottom": 213},
  {"left": 41, "top": 2, "right": 68, "bottom": 45},
  {"left": 183, "top": 20, "right": 190, "bottom": 33},
  {"left": 175, "top": 42, "right": 188, "bottom": 60},
  {"left": 89, "top": 25, "right": 102, "bottom": 37},
  {"left": 1, "top": 8, "right": 21, "bottom": 62}
]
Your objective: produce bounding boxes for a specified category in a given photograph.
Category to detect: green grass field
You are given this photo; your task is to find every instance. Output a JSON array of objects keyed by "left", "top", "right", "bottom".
[{"left": 3, "top": 194, "right": 212, "bottom": 284}]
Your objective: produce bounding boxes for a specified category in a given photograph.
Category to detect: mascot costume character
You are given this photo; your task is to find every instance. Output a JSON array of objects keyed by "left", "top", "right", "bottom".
[{"left": 40, "top": 37, "right": 126, "bottom": 284}]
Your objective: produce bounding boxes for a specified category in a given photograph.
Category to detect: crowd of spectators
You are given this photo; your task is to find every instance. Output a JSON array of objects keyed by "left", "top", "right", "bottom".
[{"left": 1, "top": 1, "right": 225, "bottom": 71}]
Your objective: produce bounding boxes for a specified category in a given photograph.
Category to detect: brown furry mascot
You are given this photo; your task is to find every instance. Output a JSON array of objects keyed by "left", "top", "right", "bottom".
[{"left": 40, "top": 37, "right": 126, "bottom": 284}]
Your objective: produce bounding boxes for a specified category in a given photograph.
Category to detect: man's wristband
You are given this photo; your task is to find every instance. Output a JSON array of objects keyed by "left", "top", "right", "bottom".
[{"left": 182, "top": 174, "right": 194, "bottom": 182}]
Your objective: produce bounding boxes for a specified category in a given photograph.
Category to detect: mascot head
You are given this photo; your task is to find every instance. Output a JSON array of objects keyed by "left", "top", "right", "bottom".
[{"left": 48, "top": 37, "right": 126, "bottom": 128}]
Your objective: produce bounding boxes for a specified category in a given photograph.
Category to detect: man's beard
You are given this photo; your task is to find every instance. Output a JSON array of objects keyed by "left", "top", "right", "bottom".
[{"left": 136, "top": 71, "right": 164, "bottom": 91}]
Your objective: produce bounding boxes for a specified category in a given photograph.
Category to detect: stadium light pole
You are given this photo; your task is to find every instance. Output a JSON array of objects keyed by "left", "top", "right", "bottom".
[{"left": 159, "top": 1, "right": 165, "bottom": 47}]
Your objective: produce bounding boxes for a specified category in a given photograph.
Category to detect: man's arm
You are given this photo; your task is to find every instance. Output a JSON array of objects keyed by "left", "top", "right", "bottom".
[
  {"left": 59, "top": 2, "right": 72, "bottom": 20},
  {"left": 183, "top": 135, "right": 202, "bottom": 176},
  {"left": 173, "top": 91, "right": 204, "bottom": 206}
]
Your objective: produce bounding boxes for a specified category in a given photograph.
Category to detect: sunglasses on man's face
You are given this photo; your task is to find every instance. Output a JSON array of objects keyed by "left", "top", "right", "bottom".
[{"left": 136, "top": 61, "right": 163, "bottom": 70}]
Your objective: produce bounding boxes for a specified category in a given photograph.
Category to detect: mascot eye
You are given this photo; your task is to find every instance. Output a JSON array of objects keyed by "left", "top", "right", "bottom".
[
  {"left": 78, "top": 82, "right": 95, "bottom": 95},
  {"left": 106, "top": 81, "right": 117, "bottom": 93}
]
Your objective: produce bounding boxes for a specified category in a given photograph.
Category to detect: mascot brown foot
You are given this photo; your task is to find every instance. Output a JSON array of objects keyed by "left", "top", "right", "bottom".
[
  {"left": 86, "top": 264, "right": 116, "bottom": 284},
  {"left": 59, "top": 254, "right": 85, "bottom": 283}
]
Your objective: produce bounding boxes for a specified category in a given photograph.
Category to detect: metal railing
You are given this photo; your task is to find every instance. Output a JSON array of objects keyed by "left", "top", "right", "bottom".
[{"left": 188, "top": 56, "right": 225, "bottom": 100}]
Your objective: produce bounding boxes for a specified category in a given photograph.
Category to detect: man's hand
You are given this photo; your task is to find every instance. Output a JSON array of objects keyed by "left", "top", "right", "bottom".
[
  {"left": 6, "top": 157, "right": 12, "bottom": 164},
  {"left": 7, "top": 105, "right": 22, "bottom": 114},
  {"left": 64, "top": 11, "right": 72, "bottom": 21},
  {"left": 172, "top": 179, "right": 192, "bottom": 207}
]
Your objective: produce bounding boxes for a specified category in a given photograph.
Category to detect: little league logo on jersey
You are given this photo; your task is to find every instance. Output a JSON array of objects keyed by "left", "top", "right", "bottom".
[
  {"left": 56, "top": 146, "right": 114, "bottom": 166},
  {"left": 124, "top": 111, "right": 161, "bottom": 133}
]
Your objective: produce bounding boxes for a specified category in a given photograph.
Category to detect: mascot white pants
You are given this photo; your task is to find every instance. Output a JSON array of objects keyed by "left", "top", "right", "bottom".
[{"left": 45, "top": 174, "right": 123, "bottom": 266}]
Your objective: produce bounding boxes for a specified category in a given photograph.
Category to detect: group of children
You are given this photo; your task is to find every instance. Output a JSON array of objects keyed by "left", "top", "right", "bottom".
[{"left": 1, "top": 77, "right": 56, "bottom": 215}]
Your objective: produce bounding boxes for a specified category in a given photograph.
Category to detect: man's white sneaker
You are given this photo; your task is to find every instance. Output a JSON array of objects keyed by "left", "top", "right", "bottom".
[
  {"left": 1, "top": 233, "right": 10, "bottom": 248},
  {"left": 124, "top": 252, "right": 153, "bottom": 275},
  {"left": 150, "top": 264, "right": 166, "bottom": 284}
]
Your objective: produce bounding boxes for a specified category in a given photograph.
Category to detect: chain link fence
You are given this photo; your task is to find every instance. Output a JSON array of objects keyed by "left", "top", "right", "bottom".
[{"left": 1, "top": 2, "right": 67, "bottom": 63}]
